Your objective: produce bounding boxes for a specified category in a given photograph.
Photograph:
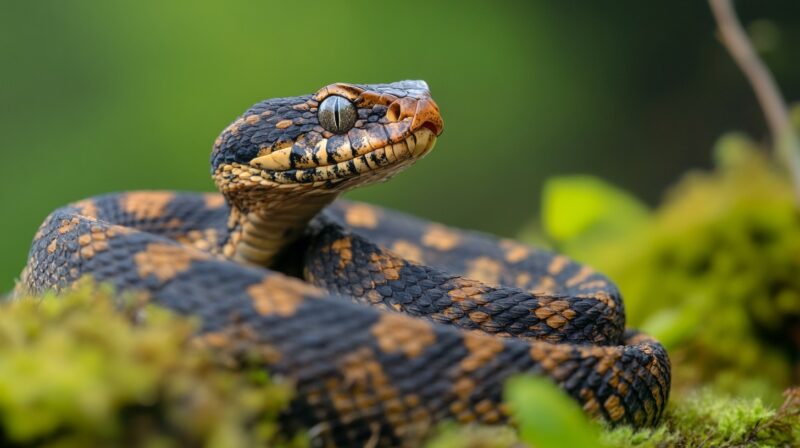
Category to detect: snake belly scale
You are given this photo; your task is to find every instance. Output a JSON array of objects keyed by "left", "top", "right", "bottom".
[{"left": 20, "top": 81, "right": 670, "bottom": 447}]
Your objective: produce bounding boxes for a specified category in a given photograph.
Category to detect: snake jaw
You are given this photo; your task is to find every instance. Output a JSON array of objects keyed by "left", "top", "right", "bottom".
[{"left": 248, "top": 127, "right": 436, "bottom": 180}]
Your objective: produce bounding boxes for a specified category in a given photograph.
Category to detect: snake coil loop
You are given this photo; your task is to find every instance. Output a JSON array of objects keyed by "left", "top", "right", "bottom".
[{"left": 22, "top": 80, "right": 670, "bottom": 447}]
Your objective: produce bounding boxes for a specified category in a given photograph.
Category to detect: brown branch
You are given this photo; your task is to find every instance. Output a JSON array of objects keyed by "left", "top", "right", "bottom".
[{"left": 708, "top": 0, "right": 800, "bottom": 201}]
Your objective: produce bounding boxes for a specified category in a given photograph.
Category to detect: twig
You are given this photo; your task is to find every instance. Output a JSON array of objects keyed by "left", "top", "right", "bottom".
[{"left": 708, "top": 0, "right": 800, "bottom": 202}]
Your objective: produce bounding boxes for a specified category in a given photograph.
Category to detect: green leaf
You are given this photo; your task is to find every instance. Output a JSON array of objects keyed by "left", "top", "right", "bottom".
[
  {"left": 542, "top": 176, "right": 649, "bottom": 243},
  {"left": 505, "top": 375, "right": 602, "bottom": 448},
  {"left": 640, "top": 305, "right": 701, "bottom": 350}
]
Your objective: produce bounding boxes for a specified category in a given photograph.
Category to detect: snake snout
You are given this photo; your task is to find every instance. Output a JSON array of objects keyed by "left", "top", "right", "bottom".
[{"left": 386, "top": 96, "right": 444, "bottom": 137}]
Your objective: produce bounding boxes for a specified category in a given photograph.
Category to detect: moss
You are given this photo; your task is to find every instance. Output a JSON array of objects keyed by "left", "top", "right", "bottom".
[
  {"left": 425, "top": 379, "right": 800, "bottom": 448},
  {"left": 537, "top": 135, "right": 800, "bottom": 401},
  {"left": 0, "top": 283, "right": 305, "bottom": 448},
  {"left": 600, "top": 388, "right": 800, "bottom": 448}
]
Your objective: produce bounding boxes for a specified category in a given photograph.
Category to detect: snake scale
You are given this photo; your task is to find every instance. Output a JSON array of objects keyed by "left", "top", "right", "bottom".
[{"left": 20, "top": 81, "right": 670, "bottom": 447}]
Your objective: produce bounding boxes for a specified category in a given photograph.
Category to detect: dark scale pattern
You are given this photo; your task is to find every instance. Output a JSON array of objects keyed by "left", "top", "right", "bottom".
[
  {"left": 211, "top": 95, "right": 316, "bottom": 171},
  {"left": 305, "top": 218, "right": 625, "bottom": 345},
  {"left": 89, "top": 192, "right": 229, "bottom": 239},
  {"left": 323, "top": 200, "right": 624, "bottom": 298},
  {"left": 21, "top": 81, "right": 670, "bottom": 447},
  {"left": 22, "top": 203, "right": 670, "bottom": 446}
]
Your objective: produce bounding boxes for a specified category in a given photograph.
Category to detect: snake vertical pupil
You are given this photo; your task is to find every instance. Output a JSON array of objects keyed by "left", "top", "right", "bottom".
[{"left": 318, "top": 95, "right": 357, "bottom": 134}]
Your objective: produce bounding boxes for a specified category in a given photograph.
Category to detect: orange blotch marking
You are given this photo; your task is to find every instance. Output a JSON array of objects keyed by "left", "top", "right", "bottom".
[
  {"left": 546, "top": 314, "right": 568, "bottom": 329},
  {"left": 652, "top": 385, "right": 663, "bottom": 408},
  {"left": 533, "top": 299, "right": 570, "bottom": 319},
  {"left": 331, "top": 237, "right": 353, "bottom": 271},
  {"left": 566, "top": 266, "right": 594, "bottom": 288},
  {"left": 578, "top": 279, "right": 609, "bottom": 290},
  {"left": 331, "top": 346, "right": 432, "bottom": 441},
  {"left": 366, "top": 290, "right": 382, "bottom": 304},
  {"left": 121, "top": 192, "right": 175, "bottom": 221},
  {"left": 468, "top": 311, "right": 491, "bottom": 324},
  {"left": 80, "top": 246, "right": 95, "bottom": 259},
  {"left": 449, "top": 400, "right": 467, "bottom": 415},
  {"left": 383, "top": 268, "right": 400, "bottom": 281},
  {"left": 58, "top": 218, "right": 79, "bottom": 235},
  {"left": 452, "top": 376, "right": 476, "bottom": 400},
  {"left": 460, "top": 331, "right": 504, "bottom": 372},
  {"left": 275, "top": 119, "right": 293, "bottom": 129},
  {"left": 503, "top": 243, "right": 530, "bottom": 263},
  {"left": 367, "top": 253, "right": 403, "bottom": 282},
  {"left": 73, "top": 199, "right": 98, "bottom": 219},
  {"left": 547, "top": 255, "right": 570, "bottom": 275},
  {"left": 447, "top": 279, "right": 486, "bottom": 302},
  {"left": 134, "top": 243, "right": 208, "bottom": 282},
  {"left": 344, "top": 203, "right": 379, "bottom": 229},
  {"left": 247, "top": 276, "right": 321, "bottom": 317},
  {"left": 515, "top": 272, "right": 532, "bottom": 288},
  {"left": 371, "top": 313, "right": 436, "bottom": 358},
  {"left": 604, "top": 395, "right": 625, "bottom": 421},
  {"left": 421, "top": 225, "right": 461, "bottom": 251},
  {"left": 389, "top": 240, "right": 424, "bottom": 264},
  {"left": 244, "top": 114, "right": 261, "bottom": 125},
  {"left": 47, "top": 239, "right": 57, "bottom": 254},
  {"left": 530, "top": 276, "right": 558, "bottom": 294},
  {"left": 529, "top": 343, "right": 574, "bottom": 372},
  {"left": 465, "top": 256, "right": 502, "bottom": 285},
  {"left": 203, "top": 194, "right": 227, "bottom": 209},
  {"left": 474, "top": 399, "right": 494, "bottom": 415},
  {"left": 580, "top": 291, "right": 616, "bottom": 309},
  {"left": 482, "top": 409, "right": 503, "bottom": 424},
  {"left": 176, "top": 228, "right": 220, "bottom": 253},
  {"left": 78, "top": 234, "right": 92, "bottom": 246},
  {"left": 581, "top": 346, "right": 618, "bottom": 375},
  {"left": 456, "top": 410, "right": 477, "bottom": 425},
  {"left": 617, "top": 380, "right": 629, "bottom": 396},
  {"left": 404, "top": 394, "right": 421, "bottom": 407},
  {"left": 580, "top": 388, "right": 602, "bottom": 418}
]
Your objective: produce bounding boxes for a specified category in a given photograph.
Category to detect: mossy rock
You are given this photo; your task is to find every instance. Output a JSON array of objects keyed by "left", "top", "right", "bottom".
[
  {"left": 537, "top": 135, "right": 800, "bottom": 401},
  {"left": 0, "top": 283, "right": 305, "bottom": 448}
]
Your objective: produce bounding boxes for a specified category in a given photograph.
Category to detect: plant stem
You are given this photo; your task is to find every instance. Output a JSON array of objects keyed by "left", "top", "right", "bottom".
[{"left": 708, "top": 0, "right": 800, "bottom": 202}]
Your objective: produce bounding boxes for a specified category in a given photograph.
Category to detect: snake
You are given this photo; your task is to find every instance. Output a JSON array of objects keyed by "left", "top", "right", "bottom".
[{"left": 20, "top": 80, "right": 670, "bottom": 447}]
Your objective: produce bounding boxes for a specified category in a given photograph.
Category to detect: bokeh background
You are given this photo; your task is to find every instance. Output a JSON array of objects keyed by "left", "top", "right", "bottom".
[{"left": 2, "top": 0, "right": 800, "bottom": 292}]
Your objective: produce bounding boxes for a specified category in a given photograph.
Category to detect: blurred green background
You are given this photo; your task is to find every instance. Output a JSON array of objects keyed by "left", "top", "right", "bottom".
[{"left": 2, "top": 1, "right": 800, "bottom": 291}]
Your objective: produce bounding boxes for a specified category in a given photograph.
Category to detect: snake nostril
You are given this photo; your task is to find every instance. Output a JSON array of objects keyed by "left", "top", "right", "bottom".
[{"left": 386, "top": 102, "right": 402, "bottom": 122}]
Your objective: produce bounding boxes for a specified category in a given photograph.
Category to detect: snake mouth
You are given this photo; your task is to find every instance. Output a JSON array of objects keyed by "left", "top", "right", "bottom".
[{"left": 249, "top": 127, "right": 437, "bottom": 184}]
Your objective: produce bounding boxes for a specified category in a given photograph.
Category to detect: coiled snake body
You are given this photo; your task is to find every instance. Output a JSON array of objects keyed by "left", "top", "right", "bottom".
[{"left": 21, "top": 81, "right": 670, "bottom": 447}]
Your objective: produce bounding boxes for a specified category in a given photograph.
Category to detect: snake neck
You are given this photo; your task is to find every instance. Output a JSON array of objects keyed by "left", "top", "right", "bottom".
[{"left": 222, "top": 191, "right": 338, "bottom": 268}]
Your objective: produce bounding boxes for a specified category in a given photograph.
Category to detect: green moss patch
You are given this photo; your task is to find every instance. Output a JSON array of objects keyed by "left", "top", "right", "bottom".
[{"left": 0, "top": 284, "right": 304, "bottom": 448}]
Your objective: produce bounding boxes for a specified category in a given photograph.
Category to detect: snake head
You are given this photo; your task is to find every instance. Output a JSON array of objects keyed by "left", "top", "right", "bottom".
[{"left": 211, "top": 80, "right": 443, "bottom": 197}]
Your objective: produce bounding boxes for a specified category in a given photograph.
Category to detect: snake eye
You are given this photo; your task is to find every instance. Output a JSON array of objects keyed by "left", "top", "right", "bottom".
[{"left": 318, "top": 95, "right": 357, "bottom": 134}]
